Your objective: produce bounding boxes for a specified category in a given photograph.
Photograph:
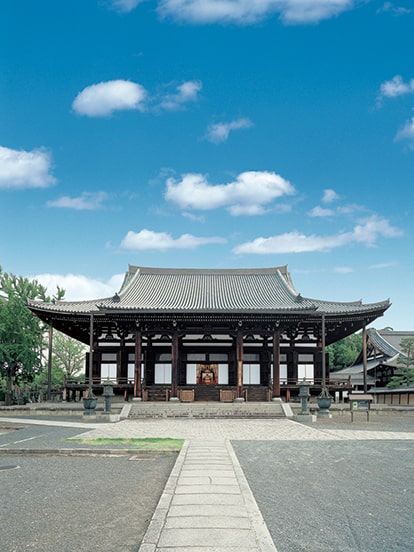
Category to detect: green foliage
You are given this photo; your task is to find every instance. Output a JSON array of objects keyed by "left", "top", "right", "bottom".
[
  {"left": 387, "top": 337, "right": 414, "bottom": 389},
  {"left": 327, "top": 333, "right": 362, "bottom": 371},
  {"left": 52, "top": 331, "right": 86, "bottom": 380},
  {"left": 0, "top": 267, "right": 64, "bottom": 405}
]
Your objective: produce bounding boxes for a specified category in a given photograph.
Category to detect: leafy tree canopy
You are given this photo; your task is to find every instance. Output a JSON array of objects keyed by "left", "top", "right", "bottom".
[
  {"left": 327, "top": 332, "right": 362, "bottom": 372},
  {"left": 52, "top": 331, "right": 86, "bottom": 380},
  {"left": 0, "top": 267, "right": 64, "bottom": 405}
]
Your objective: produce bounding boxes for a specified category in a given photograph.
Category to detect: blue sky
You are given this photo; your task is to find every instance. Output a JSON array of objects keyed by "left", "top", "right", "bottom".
[{"left": 1, "top": 0, "right": 413, "bottom": 330}]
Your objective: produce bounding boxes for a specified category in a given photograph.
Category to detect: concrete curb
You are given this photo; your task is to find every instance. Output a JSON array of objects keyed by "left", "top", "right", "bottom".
[{"left": 0, "top": 447, "right": 181, "bottom": 456}]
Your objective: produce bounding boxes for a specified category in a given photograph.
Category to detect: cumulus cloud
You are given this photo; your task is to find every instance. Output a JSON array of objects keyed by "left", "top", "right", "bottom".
[
  {"left": 165, "top": 171, "right": 295, "bottom": 215},
  {"left": 111, "top": 0, "right": 145, "bottom": 13},
  {"left": 308, "top": 205, "right": 335, "bottom": 217},
  {"left": 0, "top": 146, "right": 56, "bottom": 190},
  {"left": 72, "top": 80, "right": 147, "bottom": 117},
  {"left": 157, "top": 0, "right": 356, "bottom": 25},
  {"left": 72, "top": 79, "right": 202, "bottom": 117},
  {"left": 395, "top": 115, "right": 414, "bottom": 147},
  {"left": 377, "top": 2, "right": 414, "bottom": 15},
  {"left": 309, "top": 190, "right": 360, "bottom": 217},
  {"left": 47, "top": 191, "right": 109, "bottom": 210},
  {"left": 233, "top": 215, "right": 402, "bottom": 255},
  {"left": 206, "top": 118, "right": 253, "bottom": 143},
  {"left": 158, "top": 80, "right": 202, "bottom": 111},
  {"left": 377, "top": 75, "right": 414, "bottom": 105},
  {"left": 322, "top": 188, "right": 339, "bottom": 203},
  {"left": 32, "top": 273, "right": 125, "bottom": 301},
  {"left": 120, "top": 228, "right": 226, "bottom": 250}
]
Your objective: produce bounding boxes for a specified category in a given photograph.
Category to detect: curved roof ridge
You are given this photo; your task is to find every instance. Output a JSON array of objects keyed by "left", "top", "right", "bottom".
[
  {"left": 126, "top": 265, "right": 289, "bottom": 276},
  {"left": 368, "top": 327, "right": 407, "bottom": 357},
  {"left": 302, "top": 296, "right": 390, "bottom": 309}
]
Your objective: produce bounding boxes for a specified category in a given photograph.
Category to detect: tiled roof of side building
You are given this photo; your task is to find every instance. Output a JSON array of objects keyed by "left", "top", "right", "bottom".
[{"left": 27, "top": 265, "right": 390, "bottom": 316}]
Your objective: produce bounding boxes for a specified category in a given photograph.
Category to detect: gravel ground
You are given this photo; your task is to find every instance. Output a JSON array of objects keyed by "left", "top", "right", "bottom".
[
  {"left": 233, "top": 415, "right": 414, "bottom": 552},
  {"left": 0, "top": 452, "right": 177, "bottom": 552}
]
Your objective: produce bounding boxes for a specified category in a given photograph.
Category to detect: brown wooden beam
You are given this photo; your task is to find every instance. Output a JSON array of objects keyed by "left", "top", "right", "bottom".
[
  {"left": 134, "top": 330, "right": 142, "bottom": 399},
  {"left": 272, "top": 330, "right": 281, "bottom": 398}
]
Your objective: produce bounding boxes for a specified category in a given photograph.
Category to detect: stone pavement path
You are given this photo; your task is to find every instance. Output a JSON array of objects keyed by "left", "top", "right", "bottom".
[
  {"left": 70, "top": 417, "right": 414, "bottom": 442},
  {"left": 139, "top": 439, "right": 276, "bottom": 552},
  {"left": 1, "top": 415, "right": 414, "bottom": 552}
]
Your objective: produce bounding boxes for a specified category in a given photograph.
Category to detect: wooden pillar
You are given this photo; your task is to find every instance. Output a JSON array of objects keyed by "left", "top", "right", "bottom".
[
  {"left": 88, "top": 314, "right": 94, "bottom": 397},
  {"left": 171, "top": 332, "right": 179, "bottom": 399},
  {"left": 362, "top": 323, "right": 367, "bottom": 393},
  {"left": 321, "top": 313, "right": 326, "bottom": 388},
  {"left": 272, "top": 330, "right": 281, "bottom": 399},
  {"left": 47, "top": 321, "right": 53, "bottom": 401},
  {"left": 134, "top": 330, "right": 142, "bottom": 399},
  {"left": 236, "top": 331, "right": 244, "bottom": 400}
]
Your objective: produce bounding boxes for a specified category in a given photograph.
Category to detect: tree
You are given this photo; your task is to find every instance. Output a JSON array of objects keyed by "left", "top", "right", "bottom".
[
  {"left": 387, "top": 337, "right": 414, "bottom": 389},
  {"left": 0, "top": 267, "right": 64, "bottom": 405},
  {"left": 52, "top": 331, "right": 85, "bottom": 380},
  {"left": 327, "top": 332, "right": 362, "bottom": 372}
]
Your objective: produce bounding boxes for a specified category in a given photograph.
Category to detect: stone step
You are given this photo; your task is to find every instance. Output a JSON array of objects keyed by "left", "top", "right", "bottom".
[{"left": 128, "top": 401, "right": 286, "bottom": 419}]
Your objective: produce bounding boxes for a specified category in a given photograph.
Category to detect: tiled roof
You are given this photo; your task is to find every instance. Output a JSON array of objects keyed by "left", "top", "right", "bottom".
[
  {"left": 368, "top": 328, "right": 414, "bottom": 358},
  {"left": 28, "top": 265, "right": 390, "bottom": 316}
]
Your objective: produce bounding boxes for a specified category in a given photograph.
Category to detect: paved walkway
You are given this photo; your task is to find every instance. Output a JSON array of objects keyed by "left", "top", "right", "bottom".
[
  {"left": 139, "top": 439, "right": 276, "bottom": 552},
  {"left": 1, "top": 414, "right": 414, "bottom": 552}
]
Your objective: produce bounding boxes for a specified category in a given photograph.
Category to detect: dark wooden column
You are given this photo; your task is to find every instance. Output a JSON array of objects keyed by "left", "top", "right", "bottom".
[
  {"left": 134, "top": 330, "right": 142, "bottom": 399},
  {"left": 362, "top": 323, "right": 367, "bottom": 393},
  {"left": 236, "top": 330, "right": 244, "bottom": 400},
  {"left": 47, "top": 321, "right": 53, "bottom": 401},
  {"left": 272, "top": 330, "right": 281, "bottom": 399},
  {"left": 171, "top": 332, "right": 179, "bottom": 400}
]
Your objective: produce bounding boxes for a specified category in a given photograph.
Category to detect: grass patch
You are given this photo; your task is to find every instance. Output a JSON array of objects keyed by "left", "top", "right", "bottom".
[{"left": 67, "top": 437, "right": 184, "bottom": 451}]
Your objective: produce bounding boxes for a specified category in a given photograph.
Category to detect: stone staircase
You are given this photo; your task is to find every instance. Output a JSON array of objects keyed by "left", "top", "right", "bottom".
[{"left": 128, "top": 401, "right": 286, "bottom": 419}]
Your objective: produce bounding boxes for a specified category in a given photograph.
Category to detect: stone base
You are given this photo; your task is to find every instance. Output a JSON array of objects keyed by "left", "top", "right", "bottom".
[
  {"left": 271, "top": 397, "right": 282, "bottom": 403},
  {"left": 95, "top": 413, "right": 121, "bottom": 423},
  {"left": 294, "top": 414, "right": 317, "bottom": 423},
  {"left": 169, "top": 397, "right": 180, "bottom": 403},
  {"left": 317, "top": 411, "right": 332, "bottom": 419},
  {"left": 82, "top": 412, "right": 97, "bottom": 422},
  {"left": 132, "top": 397, "right": 142, "bottom": 402},
  {"left": 233, "top": 397, "right": 245, "bottom": 403}
]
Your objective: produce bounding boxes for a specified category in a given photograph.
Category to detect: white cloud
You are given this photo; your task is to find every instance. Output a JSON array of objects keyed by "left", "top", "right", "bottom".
[
  {"left": 206, "top": 118, "right": 253, "bottom": 143},
  {"left": 158, "top": 80, "right": 202, "bottom": 111},
  {"left": 369, "top": 262, "right": 398, "bottom": 269},
  {"left": 378, "top": 75, "right": 414, "bottom": 104},
  {"left": 47, "top": 191, "right": 109, "bottom": 210},
  {"left": 233, "top": 215, "right": 402, "bottom": 254},
  {"left": 72, "top": 79, "right": 202, "bottom": 117},
  {"left": 165, "top": 171, "right": 295, "bottom": 215},
  {"left": 0, "top": 146, "right": 56, "bottom": 190},
  {"left": 111, "top": 0, "right": 145, "bottom": 13},
  {"left": 377, "top": 2, "right": 414, "bottom": 15},
  {"left": 322, "top": 188, "right": 339, "bottom": 203},
  {"left": 395, "top": 115, "right": 414, "bottom": 147},
  {"left": 72, "top": 80, "right": 147, "bottom": 117},
  {"left": 333, "top": 266, "right": 354, "bottom": 273},
  {"left": 351, "top": 214, "right": 402, "bottom": 245},
  {"left": 308, "top": 206, "right": 335, "bottom": 217},
  {"left": 32, "top": 273, "right": 125, "bottom": 301},
  {"left": 120, "top": 228, "right": 226, "bottom": 250},
  {"left": 158, "top": 0, "right": 356, "bottom": 25}
]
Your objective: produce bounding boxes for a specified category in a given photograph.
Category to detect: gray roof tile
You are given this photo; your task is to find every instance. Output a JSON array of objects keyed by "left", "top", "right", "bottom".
[{"left": 28, "top": 265, "right": 390, "bottom": 316}]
